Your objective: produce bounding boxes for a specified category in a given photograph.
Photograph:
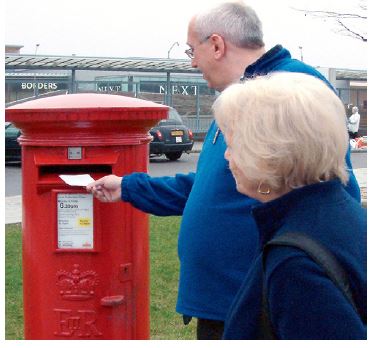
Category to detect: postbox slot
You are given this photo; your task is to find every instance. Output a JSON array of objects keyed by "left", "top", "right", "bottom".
[
  {"left": 37, "top": 165, "right": 112, "bottom": 193},
  {"left": 39, "top": 164, "right": 112, "bottom": 176}
]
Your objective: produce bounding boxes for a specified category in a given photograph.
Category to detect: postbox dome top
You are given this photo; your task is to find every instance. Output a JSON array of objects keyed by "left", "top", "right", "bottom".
[
  {"left": 6, "top": 93, "right": 169, "bottom": 124},
  {"left": 6, "top": 93, "right": 169, "bottom": 111}
]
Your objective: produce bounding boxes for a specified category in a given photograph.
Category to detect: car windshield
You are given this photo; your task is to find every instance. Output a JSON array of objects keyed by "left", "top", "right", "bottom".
[
  {"left": 158, "top": 108, "right": 183, "bottom": 125},
  {"left": 168, "top": 109, "right": 183, "bottom": 123}
]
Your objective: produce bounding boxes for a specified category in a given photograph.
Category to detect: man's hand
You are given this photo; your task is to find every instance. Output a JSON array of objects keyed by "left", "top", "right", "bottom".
[{"left": 86, "top": 175, "right": 122, "bottom": 202}]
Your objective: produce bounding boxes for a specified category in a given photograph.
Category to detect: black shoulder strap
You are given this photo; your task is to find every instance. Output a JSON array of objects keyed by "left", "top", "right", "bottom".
[{"left": 258, "top": 232, "right": 363, "bottom": 339}]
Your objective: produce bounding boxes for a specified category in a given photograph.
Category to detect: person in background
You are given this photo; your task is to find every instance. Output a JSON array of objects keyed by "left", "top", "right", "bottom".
[
  {"left": 213, "top": 72, "right": 366, "bottom": 340},
  {"left": 87, "top": 1, "right": 360, "bottom": 339},
  {"left": 348, "top": 106, "right": 361, "bottom": 139}
]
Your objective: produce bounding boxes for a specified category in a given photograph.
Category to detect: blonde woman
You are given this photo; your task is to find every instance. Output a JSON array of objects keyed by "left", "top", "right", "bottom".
[{"left": 213, "top": 72, "right": 366, "bottom": 339}]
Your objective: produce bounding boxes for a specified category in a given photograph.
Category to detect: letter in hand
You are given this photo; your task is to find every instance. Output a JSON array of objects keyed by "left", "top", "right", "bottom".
[{"left": 86, "top": 175, "right": 123, "bottom": 203}]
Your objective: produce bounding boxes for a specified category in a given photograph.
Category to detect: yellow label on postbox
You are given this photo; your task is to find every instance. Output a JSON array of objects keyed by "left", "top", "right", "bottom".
[{"left": 78, "top": 218, "right": 92, "bottom": 227}]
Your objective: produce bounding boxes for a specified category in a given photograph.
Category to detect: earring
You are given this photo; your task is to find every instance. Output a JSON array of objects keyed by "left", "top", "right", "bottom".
[{"left": 257, "top": 182, "right": 271, "bottom": 195}]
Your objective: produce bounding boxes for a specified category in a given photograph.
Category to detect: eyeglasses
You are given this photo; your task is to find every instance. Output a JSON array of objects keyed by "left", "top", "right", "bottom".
[{"left": 185, "top": 35, "right": 212, "bottom": 59}]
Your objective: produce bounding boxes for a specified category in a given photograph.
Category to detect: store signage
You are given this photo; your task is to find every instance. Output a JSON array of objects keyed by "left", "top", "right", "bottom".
[
  {"left": 96, "top": 82, "right": 122, "bottom": 92},
  {"left": 159, "top": 85, "right": 197, "bottom": 96},
  {"left": 21, "top": 82, "right": 59, "bottom": 90}
]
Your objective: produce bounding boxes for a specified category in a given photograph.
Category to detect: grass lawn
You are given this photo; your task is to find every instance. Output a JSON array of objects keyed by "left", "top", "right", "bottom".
[
  {"left": 5, "top": 216, "right": 196, "bottom": 340},
  {"left": 5, "top": 223, "right": 24, "bottom": 340}
]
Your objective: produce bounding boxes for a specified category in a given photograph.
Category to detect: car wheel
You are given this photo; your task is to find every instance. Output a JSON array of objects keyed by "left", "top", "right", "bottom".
[{"left": 165, "top": 152, "right": 182, "bottom": 161}]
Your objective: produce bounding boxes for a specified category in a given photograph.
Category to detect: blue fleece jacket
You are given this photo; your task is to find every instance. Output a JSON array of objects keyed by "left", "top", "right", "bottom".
[
  {"left": 223, "top": 180, "right": 366, "bottom": 339},
  {"left": 120, "top": 45, "right": 361, "bottom": 321}
]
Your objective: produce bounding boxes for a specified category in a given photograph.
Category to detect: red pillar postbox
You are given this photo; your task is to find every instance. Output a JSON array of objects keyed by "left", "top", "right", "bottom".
[{"left": 6, "top": 93, "right": 168, "bottom": 340}]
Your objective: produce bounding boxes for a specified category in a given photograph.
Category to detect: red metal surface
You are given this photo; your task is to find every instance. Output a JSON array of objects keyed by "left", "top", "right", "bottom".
[{"left": 6, "top": 93, "right": 168, "bottom": 339}]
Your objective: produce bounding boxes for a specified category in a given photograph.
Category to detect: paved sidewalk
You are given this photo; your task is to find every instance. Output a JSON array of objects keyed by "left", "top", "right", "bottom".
[
  {"left": 5, "top": 167, "right": 367, "bottom": 225},
  {"left": 190, "top": 141, "right": 203, "bottom": 152},
  {"left": 5, "top": 195, "right": 22, "bottom": 225}
]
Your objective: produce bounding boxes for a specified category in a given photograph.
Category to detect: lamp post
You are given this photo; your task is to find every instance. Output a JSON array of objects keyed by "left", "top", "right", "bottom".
[
  {"left": 166, "top": 41, "right": 179, "bottom": 106},
  {"left": 167, "top": 41, "right": 179, "bottom": 59},
  {"left": 298, "top": 46, "right": 303, "bottom": 62},
  {"left": 34, "top": 44, "right": 40, "bottom": 97}
]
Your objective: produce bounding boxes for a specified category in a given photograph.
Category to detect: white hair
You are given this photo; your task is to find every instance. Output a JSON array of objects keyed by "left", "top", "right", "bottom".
[
  {"left": 194, "top": 1, "right": 264, "bottom": 49},
  {"left": 212, "top": 72, "right": 349, "bottom": 191}
]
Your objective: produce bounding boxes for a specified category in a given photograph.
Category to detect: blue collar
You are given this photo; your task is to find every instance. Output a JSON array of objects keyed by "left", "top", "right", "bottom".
[
  {"left": 243, "top": 44, "right": 290, "bottom": 79},
  {"left": 251, "top": 180, "right": 346, "bottom": 246}
]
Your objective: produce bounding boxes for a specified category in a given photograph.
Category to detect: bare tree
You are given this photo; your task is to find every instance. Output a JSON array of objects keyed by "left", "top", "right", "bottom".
[{"left": 292, "top": 0, "right": 367, "bottom": 42}]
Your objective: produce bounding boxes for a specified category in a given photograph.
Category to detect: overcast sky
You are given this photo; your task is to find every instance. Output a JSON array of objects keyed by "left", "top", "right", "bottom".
[{"left": 5, "top": 0, "right": 367, "bottom": 69}]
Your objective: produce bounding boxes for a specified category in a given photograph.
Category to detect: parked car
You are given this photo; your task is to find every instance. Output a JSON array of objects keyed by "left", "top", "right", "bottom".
[
  {"left": 5, "top": 123, "right": 22, "bottom": 162},
  {"left": 149, "top": 108, "right": 193, "bottom": 161}
]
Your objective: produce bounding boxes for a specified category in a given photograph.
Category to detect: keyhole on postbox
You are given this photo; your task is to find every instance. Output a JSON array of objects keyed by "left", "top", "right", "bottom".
[{"left": 119, "top": 263, "right": 132, "bottom": 282}]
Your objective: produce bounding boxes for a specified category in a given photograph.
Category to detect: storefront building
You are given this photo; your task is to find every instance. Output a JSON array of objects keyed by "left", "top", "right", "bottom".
[{"left": 5, "top": 47, "right": 367, "bottom": 135}]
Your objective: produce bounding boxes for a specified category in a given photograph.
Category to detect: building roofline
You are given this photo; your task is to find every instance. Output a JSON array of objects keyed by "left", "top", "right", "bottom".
[
  {"left": 5, "top": 53, "right": 200, "bottom": 74},
  {"left": 5, "top": 54, "right": 366, "bottom": 79}
]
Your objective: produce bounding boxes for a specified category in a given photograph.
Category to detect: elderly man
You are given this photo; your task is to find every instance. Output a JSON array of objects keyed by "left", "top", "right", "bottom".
[{"left": 87, "top": 2, "right": 360, "bottom": 339}]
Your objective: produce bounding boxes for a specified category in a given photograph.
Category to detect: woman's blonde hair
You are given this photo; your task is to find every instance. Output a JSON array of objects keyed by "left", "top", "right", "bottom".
[{"left": 212, "top": 72, "right": 349, "bottom": 191}]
